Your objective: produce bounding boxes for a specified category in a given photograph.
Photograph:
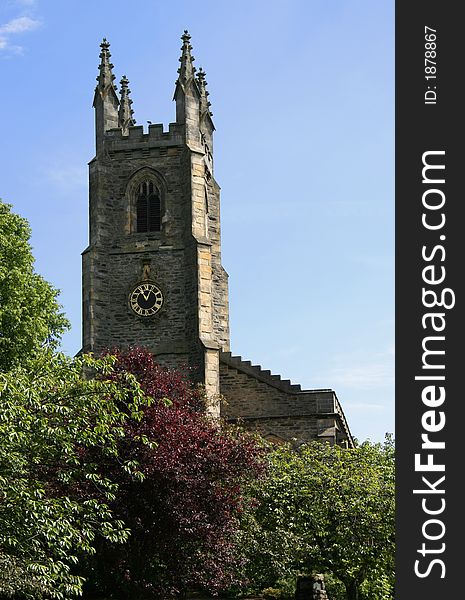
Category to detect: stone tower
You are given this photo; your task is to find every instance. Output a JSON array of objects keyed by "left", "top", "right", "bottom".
[
  {"left": 82, "top": 33, "right": 354, "bottom": 446},
  {"left": 82, "top": 34, "right": 230, "bottom": 414}
]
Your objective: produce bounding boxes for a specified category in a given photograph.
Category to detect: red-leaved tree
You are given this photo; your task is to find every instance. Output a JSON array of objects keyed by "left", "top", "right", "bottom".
[{"left": 82, "top": 347, "right": 265, "bottom": 599}]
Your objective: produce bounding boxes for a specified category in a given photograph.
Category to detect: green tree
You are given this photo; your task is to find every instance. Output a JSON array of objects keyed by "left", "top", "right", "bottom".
[
  {"left": 81, "top": 347, "right": 265, "bottom": 598},
  {"left": 244, "top": 438, "right": 395, "bottom": 600},
  {"left": 0, "top": 350, "right": 150, "bottom": 599},
  {"left": 0, "top": 201, "right": 68, "bottom": 371}
]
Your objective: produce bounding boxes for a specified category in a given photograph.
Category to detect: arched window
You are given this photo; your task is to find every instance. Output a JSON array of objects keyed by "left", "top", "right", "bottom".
[{"left": 136, "top": 180, "right": 161, "bottom": 232}]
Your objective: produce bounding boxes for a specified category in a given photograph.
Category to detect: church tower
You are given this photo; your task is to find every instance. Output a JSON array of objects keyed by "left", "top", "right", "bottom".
[
  {"left": 82, "top": 33, "right": 354, "bottom": 446},
  {"left": 82, "top": 33, "right": 230, "bottom": 414}
]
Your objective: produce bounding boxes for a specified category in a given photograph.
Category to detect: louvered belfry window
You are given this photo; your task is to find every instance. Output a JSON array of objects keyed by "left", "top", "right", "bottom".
[{"left": 136, "top": 181, "right": 161, "bottom": 232}]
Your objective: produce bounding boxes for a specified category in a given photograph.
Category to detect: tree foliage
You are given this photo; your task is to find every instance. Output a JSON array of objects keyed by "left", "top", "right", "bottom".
[
  {"left": 0, "top": 201, "right": 68, "bottom": 371},
  {"left": 83, "top": 347, "right": 266, "bottom": 598},
  {"left": 0, "top": 351, "right": 150, "bottom": 599},
  {"left": 0, "top": 201, "right": 394, "bottom": 600},
  {"left": 243, "top": 438, "right": 395, "bottom": 600}
]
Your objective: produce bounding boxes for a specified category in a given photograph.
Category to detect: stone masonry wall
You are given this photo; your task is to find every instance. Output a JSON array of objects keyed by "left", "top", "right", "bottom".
[
  {"left": 219, "top": 358, "right": 345, "bottom": 444},
  {"left": 208, "top": 178, "right": 230, "bottom": 352},
  {"left": 82, "top": 122, "right": 228, "bottom": 400},
  {"left": 83, "top": 140, "right": 198, "bottom": 363}
]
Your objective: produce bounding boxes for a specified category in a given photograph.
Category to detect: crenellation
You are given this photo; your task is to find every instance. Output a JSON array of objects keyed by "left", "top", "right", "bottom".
[
  {"left": 103, "top": 122, "right": 185, "bottom": 151},
  {"left": 147, "top": 123, "right": 164, "bottom": 136},
  {"left": 127, "top": 125, "right": 145, "bottom": 139}
]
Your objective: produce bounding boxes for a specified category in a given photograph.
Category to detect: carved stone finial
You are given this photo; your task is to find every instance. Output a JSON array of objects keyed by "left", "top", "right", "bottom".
[
  {"left": 176, "top": 29, "right": 196, "bottom": 86},
  {"left": 118, "top": 75, "right": 136, "bottom": 134},
  {"left": 196, "top": 67, "right": 206, "bottom": 82},
  {"left": 196, "top": 67, "right": 213, "bottom": 119},
  {"left": 93, "top": 38, "right": 120, "bottom": 152},
  {"left": 96, "top": 38, "right": 117, "bottom": 92}
]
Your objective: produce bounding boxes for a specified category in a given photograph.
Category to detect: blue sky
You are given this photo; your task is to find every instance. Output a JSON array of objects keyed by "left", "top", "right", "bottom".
[{"left": 1, "top": 0, "right": 394, "bottom": 443}]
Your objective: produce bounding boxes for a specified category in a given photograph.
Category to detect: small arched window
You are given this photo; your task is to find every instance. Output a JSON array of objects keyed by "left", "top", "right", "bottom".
[{"left": 136, "top": 180, "right": 161, "bottom": 232}]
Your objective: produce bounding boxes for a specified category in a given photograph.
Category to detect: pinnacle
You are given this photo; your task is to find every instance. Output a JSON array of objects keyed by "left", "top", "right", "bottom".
[
  {"left": 96, "top": 37, "right": 117, "bottom": 92},
  {"left": 176, "top": 29, "right": 196, "bottom": 86},
  {"left": 196, "top": 67, "right": 206, "bottom": 80},
  {"left": 196, "top": 67, "right": 213, "bottom": 117},
  {"left": 118, "top": 75, "right": 136, "bottom": 133}
]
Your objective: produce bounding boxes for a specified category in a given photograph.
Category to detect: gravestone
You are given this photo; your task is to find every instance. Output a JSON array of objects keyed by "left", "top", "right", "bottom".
[{"left": 295, "top": 574, "right": 329, "bottom": 600}]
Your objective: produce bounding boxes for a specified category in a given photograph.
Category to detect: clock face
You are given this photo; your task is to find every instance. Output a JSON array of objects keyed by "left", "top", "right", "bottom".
[{"left": 129, "top": 282, "right": 164, "bottom": 317}]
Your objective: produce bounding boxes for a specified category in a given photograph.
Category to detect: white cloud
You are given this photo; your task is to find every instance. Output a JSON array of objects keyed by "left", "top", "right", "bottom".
[
  {"left": 0, "top": 14, "right": 41, "bottom": 54},
  {"left": 322, "top": 347, "right": 394, "bottom": 391},
  {"left": 329, "top": 363, "right": 393, "bottom": 390},
  {"left": 0, "top": 16, "right": 40, "bottom": 34}
]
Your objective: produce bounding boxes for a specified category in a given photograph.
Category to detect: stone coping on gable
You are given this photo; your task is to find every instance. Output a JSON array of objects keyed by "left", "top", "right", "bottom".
[{"left": 219, "top": 351, "right": 354, "bottom": 446}]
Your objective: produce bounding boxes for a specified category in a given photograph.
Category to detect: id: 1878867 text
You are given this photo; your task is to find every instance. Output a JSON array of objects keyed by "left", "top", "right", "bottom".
[{"left": 424, "top": 26, "right": 437, "bottom": 105}]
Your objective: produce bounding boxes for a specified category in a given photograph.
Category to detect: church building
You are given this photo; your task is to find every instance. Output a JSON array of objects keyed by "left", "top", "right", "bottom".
[{"left": 81, "top": 33, "right": 353, "bottom": 448}]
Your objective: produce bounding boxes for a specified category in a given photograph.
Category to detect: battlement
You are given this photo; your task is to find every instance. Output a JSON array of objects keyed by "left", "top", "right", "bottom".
[
  {"left": 104, "top": 122, "right": 185, "bottom": 149},
  {"left": 95, "top": 34, "right": 213, "bottom": 155}
]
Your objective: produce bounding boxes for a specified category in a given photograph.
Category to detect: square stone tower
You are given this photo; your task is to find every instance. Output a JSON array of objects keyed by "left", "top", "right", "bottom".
[
  {"left": 82, "top": 33, "right": 354, "bottom": 446},
  {"left": 82, "top": 34, "right": 230, "bottom": 414}
]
